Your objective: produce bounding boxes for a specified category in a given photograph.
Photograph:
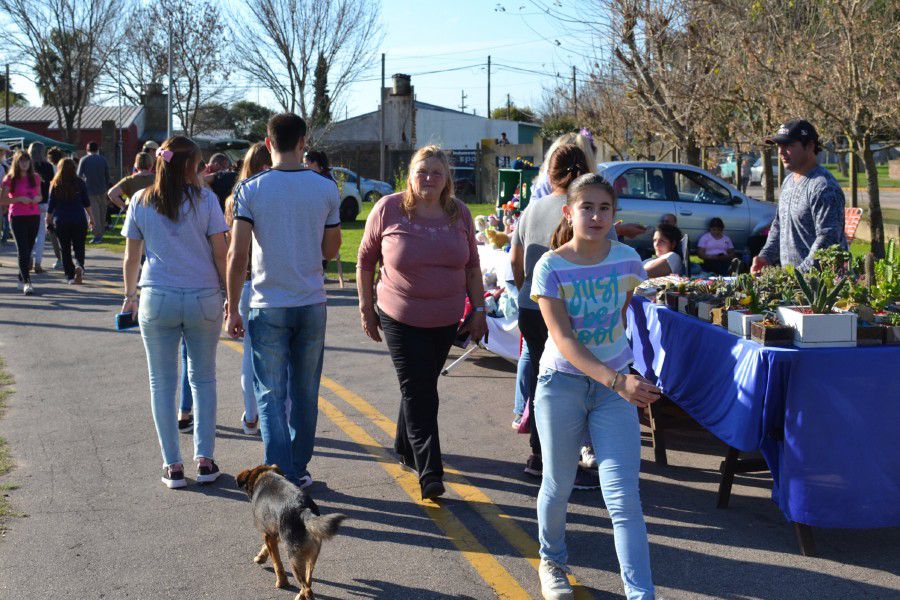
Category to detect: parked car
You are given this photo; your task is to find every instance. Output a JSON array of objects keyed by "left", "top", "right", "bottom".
[
  {"left": 597, "top": 161, "right": 776, "bottom": 256},
  {"left": 750, "top": 156, "right": 782, "bottom": 186},
  {"left": 332, "top": 167, "right": 394, "bottom": 221}
]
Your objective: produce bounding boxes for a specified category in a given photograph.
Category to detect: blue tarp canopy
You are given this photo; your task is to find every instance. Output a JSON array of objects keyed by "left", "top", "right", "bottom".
[{"left": 0, "top": 123, "right": 76, "bottom": 152}]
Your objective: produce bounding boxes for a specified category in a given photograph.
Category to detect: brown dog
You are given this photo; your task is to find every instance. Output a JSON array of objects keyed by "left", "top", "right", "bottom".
[{"left": 236, "top": 465, "right": 346, "bottom": 600}]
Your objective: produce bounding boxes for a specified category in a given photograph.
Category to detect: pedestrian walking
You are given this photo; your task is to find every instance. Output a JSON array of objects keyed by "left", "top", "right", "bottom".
[
  {"left": 225, "top": 113, "right": 341, "bottom": 488},
  {"left": 223, "top": 141, "right": 272, "bottom": 436},
  {"left": 530, "top": 173, "right": 660, "bottom": 600},
  {"left": 204, "top": 153, "right": 238, "bottom": 211},
  {"left": 752, "top": 118, "right": 847, "bottom": 274},
  {"left": 510, "top": 144, "right": 602, "bottom": 489},
  {"left": 108, "top": 152, "right": 155, "bottom": 207},
  {"left": 28, "top": 143, "right": 58, "bottom": 273},
  {"left": 121, "top": 136, "right": 229, "bottom": 489},
  {"left": 0, "top": 150, "right": 43, "bottom": 295},
  {"left": 47, "top": 158, "right": 92, "bottom": 284},
  {"left": 356, "top": 145, "right": 486, "bottom": 500},
  {"left": 77, "top": 141, "right": 112, "bottom": 244},
  {"left": 739, "top": 156, "right": 752, "bottom": 194}
]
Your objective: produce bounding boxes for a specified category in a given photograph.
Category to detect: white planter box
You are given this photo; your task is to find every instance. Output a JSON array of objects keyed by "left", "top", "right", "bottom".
[
  {"left": 727, "top": 310, "right": 764, "bottom": 338},
  {"left": 776, "top": 306, "right": 858, "bottom": 348},
  {"left": 697, "top": 300, "right": 722, "bottom": 322},
  {"left": 677, "top": 295, "right": 690, "bottom": 313}
]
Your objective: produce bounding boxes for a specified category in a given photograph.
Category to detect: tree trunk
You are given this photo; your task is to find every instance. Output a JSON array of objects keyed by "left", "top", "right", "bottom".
[
  {"left": 763, "top": 146, "right": 775, "bottom": 203},
  {"left": 682, "top": 144, "right": 701, "bottom": 166},
  {"left": 861, "top": 138, "right": 885, "bottom": 258},
  {"left": 849, "top": 149, "right": 858, "bottom": 208}
]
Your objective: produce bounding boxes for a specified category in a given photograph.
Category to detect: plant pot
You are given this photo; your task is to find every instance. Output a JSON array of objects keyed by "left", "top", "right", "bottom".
[
  {"left": 884, "top": 325, "right": 900, "bottom": 345},
  {"left": 856, "top": 323, "right": 885, "bottom": 346},
  {"left": 665, "top": 291, "right": 684, "bottom": 311},
  {"left": 776, "top": 306, "right": 858, "bottom": 348},
  {"left": 727, "top": 309, "right": 764, "bottom": 338},
  {"left": 697, "top": 300, "right": 724, "bottom": 322},
  {"left": 750, "top": 321, "right": 794, "bottom": 346},
  {"left": 710, "top": 306, "right": 728, "bottom": 328}
]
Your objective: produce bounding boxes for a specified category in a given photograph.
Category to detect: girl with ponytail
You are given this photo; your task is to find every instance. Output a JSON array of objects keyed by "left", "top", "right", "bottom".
[{"left": 530, "top": 172, "right": 660, "bottom": 599}]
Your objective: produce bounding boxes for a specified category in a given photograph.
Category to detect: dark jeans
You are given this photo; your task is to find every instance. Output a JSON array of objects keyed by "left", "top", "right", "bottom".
[
  {"left": 702, "top": 258, "right": 732, "bottom": 276},
  {"left": 54, "top": 221, "right": 87, "bottom": 279},
  {"left": 11, "top": 215, "right": 39, "bottom": 283},
  {"left": 518, "top": 307, "right": 549, "bottom": 456},
  {"left": 379, "top": 309, "right": 457, "bottom": 489}
]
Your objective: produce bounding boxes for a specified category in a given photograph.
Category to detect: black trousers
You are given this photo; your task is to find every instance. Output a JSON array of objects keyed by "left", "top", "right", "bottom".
[
  {"left": 379, "top": 309, "right": 457, "bottom": 488},
  {"left": 55, "top": 221, "right": 87, "bottom": 279},
  {"left": 518, "top": 307, "right": 549, "bottom": 456},
  {"left": 10, "top": 215, "right": 40, "bottom": 283}
]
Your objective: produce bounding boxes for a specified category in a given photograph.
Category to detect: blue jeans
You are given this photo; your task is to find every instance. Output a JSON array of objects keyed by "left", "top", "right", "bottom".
[
  {"left": 535, "top": 368, "right": 654, "bottom": 600},
  {"left": 248, "top": 303, "right": 326, "bottom": 484},
  {"left": 514, "top": 340, "right": 532, "bottom": 416},
  {"left": 237, "top": 281, "right": 258, "bottom": 422},
  {"left": 139, "top": 286, "right": 223, "bottom": 467},
  {"left": 179, "top": 340, "right": 193, "bottom": 413}
]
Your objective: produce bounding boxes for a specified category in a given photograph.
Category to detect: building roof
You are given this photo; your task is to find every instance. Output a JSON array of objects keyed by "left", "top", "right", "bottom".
[{"left": 6, "top": 105, "right": 143, "bottom": 130}]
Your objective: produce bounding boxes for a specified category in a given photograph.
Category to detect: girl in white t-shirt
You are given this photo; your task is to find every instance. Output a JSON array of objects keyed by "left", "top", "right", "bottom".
[
  {"left": 642, "top": 223, "right": 683, "bottom": 277},
  {"left": 697, "top": 217, "right": 735, "bottom": 275}
]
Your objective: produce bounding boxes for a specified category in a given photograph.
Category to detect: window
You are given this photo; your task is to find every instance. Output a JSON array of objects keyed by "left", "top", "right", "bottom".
[
  {"left": 673, "top": 170, "right": 731, "bottom": 205},
  {"left": 616, "top": 168, "right": 668, "bottom": 200}
]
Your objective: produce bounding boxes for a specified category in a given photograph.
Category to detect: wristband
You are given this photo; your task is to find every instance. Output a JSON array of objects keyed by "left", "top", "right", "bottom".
[
  {"left": 608, "top": 372, "right": 620, "bottom": 391},
  {"left": 473, "top": 306, "right": 485, "bottom": 313}
]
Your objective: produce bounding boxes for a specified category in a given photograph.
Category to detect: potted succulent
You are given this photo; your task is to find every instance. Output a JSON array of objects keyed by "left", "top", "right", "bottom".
[
  {"left": 665, "top": 281, "right": 688, "bottom": 311},
  {"left": 776, "top": 267, "right": 856, "bottom": 347},
  {"left": 883, "top": 313, "right": 900, "bottom": 345},
  {"left": 727, "top": 274, "right": 765, "bottom": 337},
  {"left": 750, "top": 312, "right": 794, "bottom": 346}
]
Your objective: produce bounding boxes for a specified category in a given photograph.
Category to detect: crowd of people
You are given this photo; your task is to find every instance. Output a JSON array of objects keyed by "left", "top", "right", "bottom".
[{"left": 2, "top": 110, "right": 847, "bottom": 600}]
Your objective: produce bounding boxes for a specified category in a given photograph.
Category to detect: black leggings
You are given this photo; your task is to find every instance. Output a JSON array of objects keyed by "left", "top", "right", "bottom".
[
  {"left": 518, "top": 308, "right": 549, "bottom": 456},
  {"left": 11, "top": 215, "right": 40, "bottom": 283},
  {"left": 55, "top": 221, "right": 87, "bottom": 279},
  {"left": 379, "top": 308, "right": 457, "bottom": 489}
]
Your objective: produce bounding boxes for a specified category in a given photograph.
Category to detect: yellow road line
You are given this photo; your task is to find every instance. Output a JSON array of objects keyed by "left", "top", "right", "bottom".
[{"left": 319, "top": 376, "right": 592, "bottom": 599}]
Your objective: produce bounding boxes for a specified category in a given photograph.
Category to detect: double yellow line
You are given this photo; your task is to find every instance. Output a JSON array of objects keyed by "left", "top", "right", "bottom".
[{"left": 67, "top": 271, "right": 592, "bottom": 598}]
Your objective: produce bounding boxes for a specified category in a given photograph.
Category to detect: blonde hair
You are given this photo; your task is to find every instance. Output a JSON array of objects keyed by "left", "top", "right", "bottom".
[
  {"left": 402, "top": 145, "right": 458, "bottom": 223},
  {"left": 537, "top": 132, "right": 599, "bottom": 181}
]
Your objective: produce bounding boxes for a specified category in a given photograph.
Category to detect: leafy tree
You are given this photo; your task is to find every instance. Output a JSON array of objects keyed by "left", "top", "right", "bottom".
[
  {"left": 310, "top": 53, "right": 331, "bottom": 130},
  {"left": 0, "top": 74, "right": 28, "bottom": 108},
  {"left": 230, "top": 101, "right": 273, "bottom": 141},
  {"left": 490, "top": 104, "right": 537, "bottom": 123}
]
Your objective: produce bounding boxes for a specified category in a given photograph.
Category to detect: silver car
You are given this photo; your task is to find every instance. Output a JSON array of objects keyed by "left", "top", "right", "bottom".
[{"left": 597, "top": 161, "right": 776, "bottom": 254}]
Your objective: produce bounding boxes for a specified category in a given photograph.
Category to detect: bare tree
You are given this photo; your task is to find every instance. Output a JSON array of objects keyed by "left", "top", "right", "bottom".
[
  {"left": 237, "top": 0, "right": 382, "bottom": 142},
  {"left": 0, "top": 0, "right": 124, "bottom": 143}
]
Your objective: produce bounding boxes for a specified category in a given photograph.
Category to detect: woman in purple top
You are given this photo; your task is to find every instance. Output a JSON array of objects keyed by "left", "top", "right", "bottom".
[{"left": 357, "top": 145, "right": 486, "bottom": 500}]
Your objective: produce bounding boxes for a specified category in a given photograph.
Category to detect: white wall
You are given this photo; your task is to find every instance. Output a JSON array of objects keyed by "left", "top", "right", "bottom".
[{"left": 415, "top": 109, "right": 519, "bottom": 150}]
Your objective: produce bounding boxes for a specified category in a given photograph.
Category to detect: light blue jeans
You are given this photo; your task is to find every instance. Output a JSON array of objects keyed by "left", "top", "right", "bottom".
[
  {"left": 514, "top": 340, "right": 532, "bottom": 416},
  {"left": 139, "top": 286, "right": 223, "bottom": 467},
  {"left": 248, "top": 303, "right": 326, "bottom": 484},
  {"left": 535, "top": 367, "right": 654, "bottom": 600},
  {"left": 237, "top": 281, "right": 258, "bottom": 422},
  {"left": 32, "top": 204, "right": 48, "bottom": 266}
]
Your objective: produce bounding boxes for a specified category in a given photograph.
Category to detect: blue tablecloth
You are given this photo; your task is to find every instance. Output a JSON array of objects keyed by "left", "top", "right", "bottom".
[{"left": 628, "top": 296, "right": 900, "bottom": 529}]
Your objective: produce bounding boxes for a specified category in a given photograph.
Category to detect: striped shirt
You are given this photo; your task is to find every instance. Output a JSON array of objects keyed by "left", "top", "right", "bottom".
[{"left": 532, "top": 241, "right": 646, "bottom": 375}]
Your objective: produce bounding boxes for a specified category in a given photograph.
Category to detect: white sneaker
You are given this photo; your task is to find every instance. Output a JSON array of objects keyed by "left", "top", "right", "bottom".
[
  {"left": 241, "top": 412, "right": 259, "bottom": 435},
  {"left": 580, "top": 445, "right": 597, "bottom": 469},
  {"left": 539, "top": 558, "right": 574, "bottom": 600},
  {"left": 23, "top": 283, "right": 34, "bottom": 296},
  {"left": 297, "top": 475, "right": 314, "bottom": 489}
]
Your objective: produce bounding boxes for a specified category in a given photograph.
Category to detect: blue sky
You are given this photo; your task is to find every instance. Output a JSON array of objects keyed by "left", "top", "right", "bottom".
[{"left": 9, "top": 0, "right": 585, "bottom": 121}]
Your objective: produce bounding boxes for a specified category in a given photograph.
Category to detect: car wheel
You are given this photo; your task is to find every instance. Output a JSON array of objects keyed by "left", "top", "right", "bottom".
[
  {"left": 340, "top": 197, "right": 360, "bottom": 222},
  {"left": 364, "top": 191, "right": 382, "bottom": 204}
]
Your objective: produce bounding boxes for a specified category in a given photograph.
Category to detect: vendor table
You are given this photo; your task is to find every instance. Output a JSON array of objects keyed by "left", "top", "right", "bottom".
[{"left": 627, "top": 296, "right": 900, "bottom": 552}]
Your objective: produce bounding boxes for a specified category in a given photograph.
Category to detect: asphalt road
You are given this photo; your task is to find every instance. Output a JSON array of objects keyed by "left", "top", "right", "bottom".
[{"left": 0, "top": 243, "right": 898, "bottom": 599}]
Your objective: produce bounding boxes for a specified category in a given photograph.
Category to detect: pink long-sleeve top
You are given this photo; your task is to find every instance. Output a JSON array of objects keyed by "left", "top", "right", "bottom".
[{"left": 358, "top": 193, "right": 480, "bottom": 328}]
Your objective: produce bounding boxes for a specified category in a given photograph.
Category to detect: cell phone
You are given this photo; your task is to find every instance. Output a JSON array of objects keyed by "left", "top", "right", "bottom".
[
  {"left": 453, "top": 313, "right": 473, "bottom": 349},
  {"left": 116, "top": 311, "right": 139, "bottom": 330}
]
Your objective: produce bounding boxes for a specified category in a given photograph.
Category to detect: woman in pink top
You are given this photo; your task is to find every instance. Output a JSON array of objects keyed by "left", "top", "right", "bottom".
[
  {"left": 0, "top": 150, "right": 43, "bottom": 295},
  {"left": 357, "top": 145, "right": 486, "bottom": 500}
]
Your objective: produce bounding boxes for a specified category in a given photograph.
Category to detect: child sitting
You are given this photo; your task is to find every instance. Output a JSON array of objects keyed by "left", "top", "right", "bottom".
[{"left": 697, "top": 217, "right": 735, "bottom": 275}]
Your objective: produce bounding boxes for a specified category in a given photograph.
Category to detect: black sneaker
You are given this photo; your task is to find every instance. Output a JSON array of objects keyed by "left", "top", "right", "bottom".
[
  {"left": 178, "top": 414, "right": 193, "bottom": 433},
  {"left": 421, "top": 479, "right": 445, "bottom": 500},
  {"left": 524, "top": 454, "right": 543, "bottom": 477},
  {"left": 573, "top": 466, "right": 601, "bottom": 490},
  {"left": 162, "top": 467, "right": 186, "bottom": 489},
  {"left": 197, "top": 460, "right": 221, "bottom": 484}
]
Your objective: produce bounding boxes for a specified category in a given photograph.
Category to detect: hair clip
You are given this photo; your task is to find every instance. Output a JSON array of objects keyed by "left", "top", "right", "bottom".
[{"left": 156, "top": 148, "right": 174, "bottom": 163}]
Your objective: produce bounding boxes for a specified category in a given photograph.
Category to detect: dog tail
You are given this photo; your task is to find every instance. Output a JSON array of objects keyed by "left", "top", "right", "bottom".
[{"left": 304, "top": 513, "right": 346, "bottom": 542}]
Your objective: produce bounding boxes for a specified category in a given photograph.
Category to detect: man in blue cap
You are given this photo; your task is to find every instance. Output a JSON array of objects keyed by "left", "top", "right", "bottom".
[{"left": 751, "top": 118, "right": 847, "bottom": 274}]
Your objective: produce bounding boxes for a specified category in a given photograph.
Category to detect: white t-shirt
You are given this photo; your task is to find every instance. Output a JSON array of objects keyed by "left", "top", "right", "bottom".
[
  {"left": 643, "top": 251, "right": 682, "bottom": 276},
  {"left": 698, "top": 232, "right": 734, "bottom": 257}
]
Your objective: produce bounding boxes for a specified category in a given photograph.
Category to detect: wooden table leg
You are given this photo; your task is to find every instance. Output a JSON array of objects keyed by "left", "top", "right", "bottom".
[
  {"left": 794, "top": 523, "right": 816, "bottom": 556},
  {"left": 647, "top": 402, "right": 668, "bottom": 467},
  {"left": 717, "top": 446, "right": 769, "bottom": 509}
]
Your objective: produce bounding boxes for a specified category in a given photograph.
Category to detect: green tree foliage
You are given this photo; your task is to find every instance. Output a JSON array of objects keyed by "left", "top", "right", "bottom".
[
  {"left": 490, "top": 105, "right": 537, "bottom": 123},
  {"left": 310, "top": 53, "right": 331, "bottom": 130},
  {"left": 230, "top": 101, "right": 273, "bottom": 141}
]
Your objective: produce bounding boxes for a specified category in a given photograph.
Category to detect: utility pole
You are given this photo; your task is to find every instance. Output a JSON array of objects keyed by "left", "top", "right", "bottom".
[
  {"left": 379, "top": 52, "right": 385, "bottom": 182},
  {"left": 506, "top": 93, "right": 511, "bottom": 116},
  {"left": 572, "top": 65, "right": 577, "bottom": 120},
  {"left": 166, "top": 21, "right": 173, "bottom": 138},
  {"left": 4, "top": 64, "right": 9, "bottom": 125},
  {"left": 117, "top": 51, "right": 124, "bottom": 179},
  {"left": 486, "top": 55, "right": 491, "bottom": 118},
  {"left": 459, "top": 90, "right": 468, "bottom": 113}
]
